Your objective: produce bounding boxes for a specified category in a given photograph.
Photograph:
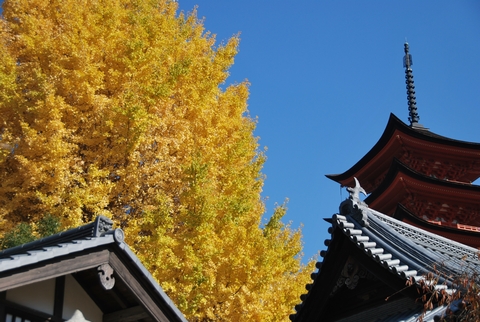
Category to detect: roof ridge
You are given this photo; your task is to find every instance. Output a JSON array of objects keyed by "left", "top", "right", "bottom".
[
  {"left": 0, "top": 216, "right": 114, "bottom": 258},
  {"left": 334, "top": 214, "right": 419, "bottom": 280},
  {"left": 290, "top": 203, "right": 479, "bottom": 321},
  {"left": 369, "top": 209, "right": 480, "bottom": 262}
]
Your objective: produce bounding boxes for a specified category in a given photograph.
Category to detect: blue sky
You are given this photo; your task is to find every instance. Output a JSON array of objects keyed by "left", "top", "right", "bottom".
[{"left": 176, "top": 1, "right": 480, "bottom": 262}]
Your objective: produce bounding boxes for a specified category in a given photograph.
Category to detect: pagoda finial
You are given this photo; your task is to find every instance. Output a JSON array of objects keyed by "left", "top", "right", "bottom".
[{"left": 403, "top": 42, "right": 423, "bottom": 128}]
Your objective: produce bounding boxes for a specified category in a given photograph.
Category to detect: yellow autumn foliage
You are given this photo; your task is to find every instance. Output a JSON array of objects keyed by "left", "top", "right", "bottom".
[{"left": 0, "top": 0, "right": 315, "bottom": 320}]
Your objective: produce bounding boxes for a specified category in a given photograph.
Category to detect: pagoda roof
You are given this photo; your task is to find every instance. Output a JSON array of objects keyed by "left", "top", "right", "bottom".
[
  {"left": 326, "top": 113, "right": 480, "bottom": 192},
  {"left": 365, "top": 158, "right": 480, "bottom": 224},
  {"left": 393, "top": 204, "right": 480, "bottom": 248},
  {"left": 290, "top": 193, "right": 480, "bottom": 322}
]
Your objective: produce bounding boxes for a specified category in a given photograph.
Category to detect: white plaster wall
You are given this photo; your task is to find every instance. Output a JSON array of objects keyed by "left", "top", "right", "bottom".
[
  {"left": 62, "top": 274, "right": 103, "bottom": 322},
  {"left": 6, "top": 279, "right": 55, "bottom": 314}
]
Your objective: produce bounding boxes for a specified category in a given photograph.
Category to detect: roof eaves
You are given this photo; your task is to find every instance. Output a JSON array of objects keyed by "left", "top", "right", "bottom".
[
  {"left": 290, "top": 212, "right": 420, "bottom": 321},
  {"left": 326, "top": 113, "right": 480, "bottom": 186},
  {"left": 365, "top": 158, "right": 480, "bottom": 208},
  {"left": 290, "top": 202, "right": 472, "bottom": 321},
  {"left": 0, "top": 235, "right": 115, "bottom": 273},
  {"left": 325, "top": 113, "right": 401, "bottom": 184},
  {"left": 370, "top": 208, "right": 480, "bottom": 266},
  {"left": 0, "top": 216, "right": 114, "bottom": 259}
]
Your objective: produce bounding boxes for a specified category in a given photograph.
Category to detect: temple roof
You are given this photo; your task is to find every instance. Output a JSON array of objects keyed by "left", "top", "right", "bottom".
[
  {"left": 0, "top": 216, "right": 187, "bottom": 322},
  {"left": 393, "top": 203, "right": 480, "bottom": 248},
  {"left": 365, "top": 158, "right": 480, "bottom": 223},
  {"left": 291, "top": 190, "right": 480, "bottom": 322},
  {"left": 326, "top": 114, "right": 480, "bottom": 192}
]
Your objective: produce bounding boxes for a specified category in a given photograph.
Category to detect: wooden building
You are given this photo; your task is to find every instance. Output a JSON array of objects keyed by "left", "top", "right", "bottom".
[
  {"left": 290, "top": 181, "right": 480, "bottom": 321},
  {"left": 291, "top": 43, "right": 480, "bottom": 321},
  {"left": 326, "top": 113, "right": 480, "bottom": 248},
  {"left": 0, "top": 216, "right": 187, "bottom": 322}
]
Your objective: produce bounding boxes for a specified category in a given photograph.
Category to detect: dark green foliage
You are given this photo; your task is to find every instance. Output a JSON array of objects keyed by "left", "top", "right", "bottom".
[
  {"left": 1, "top": 215, "right": 61, "bottom": 249},
  {"left": 37, "top": 214, "right": 61, "bottom": 238},
  {"left": 1, "top": 222, "right": 35, "bottom": 249}
]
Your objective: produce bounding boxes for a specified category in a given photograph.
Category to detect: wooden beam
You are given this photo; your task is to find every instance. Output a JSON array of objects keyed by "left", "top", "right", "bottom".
[
  {"left": 109, "top": 253, "right": 179, "bottom": 322},
  {"left": 53, "top": 276, "right": 65, "bottom": 322},
  {"left": 103, "top": 305, "right": 149, "bottom": 322},
  {"left": 0, "top": 292, "right": 6, "bottom": 322},
  {"left": 0, "top": 249, "right": 110, "bottom": 292},
  {"left": 72, "top": 272, "right": 129, "bottom": 310}
]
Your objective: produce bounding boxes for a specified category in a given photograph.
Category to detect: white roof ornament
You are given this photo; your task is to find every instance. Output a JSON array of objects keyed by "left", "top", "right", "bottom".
[
  {"left": 98, "top": 263, "right": 115, "bottom": 290},
  {"left": 347, "top": 177, "right": 367, "bottom": 202},
  {"left": 66, "top": 310, "right": 91, "bottom": 322},
  {"left": 340, "top": 177, "right": 370, "bottom": 227}
]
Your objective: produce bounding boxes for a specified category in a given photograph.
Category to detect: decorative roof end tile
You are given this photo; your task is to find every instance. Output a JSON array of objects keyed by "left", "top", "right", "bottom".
[
  {"left": 93, "top": 216, "right": 114, "bottom": 237},
  {"left": 340, "top": 178, "right": 370, "bottom": 227}
]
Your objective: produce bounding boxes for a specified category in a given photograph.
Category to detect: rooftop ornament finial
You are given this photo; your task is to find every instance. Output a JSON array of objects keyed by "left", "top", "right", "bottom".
[
  {"left": 346, "top": 177, "right": 367, "bottom": 203},
  {"left": 403, "top": 42, "right": 423, "bottom": 129},
  {"left": 339, "top": 178, "right": 370, "bottom": 227}
]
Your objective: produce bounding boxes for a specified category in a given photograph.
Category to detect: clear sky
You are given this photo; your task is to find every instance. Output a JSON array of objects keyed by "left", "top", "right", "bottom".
[{"left": 175, "top": 1, "right": 480, "bottom": 262}]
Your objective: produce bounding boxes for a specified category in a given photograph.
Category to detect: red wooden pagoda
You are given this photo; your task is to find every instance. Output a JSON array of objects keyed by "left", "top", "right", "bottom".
[{"left": 326, "top": 43, "right": 480, "bottom": 248}]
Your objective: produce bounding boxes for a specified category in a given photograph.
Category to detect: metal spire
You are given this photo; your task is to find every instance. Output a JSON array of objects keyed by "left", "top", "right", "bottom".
[{"left": 403, "top": 42, "right": 423, "bottom": 128}]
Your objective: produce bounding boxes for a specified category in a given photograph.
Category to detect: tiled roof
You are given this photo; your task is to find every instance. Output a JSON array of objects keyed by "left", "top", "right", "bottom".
[
  {"left": 0, "top": 236, "right": 115, "bottom": 272},
  {"left": 326, "top": 113, "right": 480, "bottom": 191},
  {"left": 291, "top": 194, "right": 480, "bottom": 322},
  {"left": 0, "top": 216, "right": 187, "bottom": 322}
]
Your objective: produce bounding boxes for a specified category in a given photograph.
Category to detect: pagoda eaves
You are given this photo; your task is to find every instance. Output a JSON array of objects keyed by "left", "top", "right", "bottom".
[
  {"left": 393, "top": 204, "right": 480, "bottom": 248},
  {"left": 365, "top": 158, "right": 480, "bottom": 228},
  {"left": 326, "top": 113, "right": 480, "bottom": 193}
]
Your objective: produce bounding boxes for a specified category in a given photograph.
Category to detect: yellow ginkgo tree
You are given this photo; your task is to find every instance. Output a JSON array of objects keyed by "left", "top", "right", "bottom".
[{"left": 0, "top": 0, "right": 315, "bottom": 320}]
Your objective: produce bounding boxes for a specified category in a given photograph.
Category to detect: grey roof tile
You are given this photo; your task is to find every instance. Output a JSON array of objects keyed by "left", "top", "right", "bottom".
[
  {"left": 0, "top": 235, "right": 115, "bottom": 272},
  {"left": 0, "top": 216, "right": 188, "bottom": 322},
  {"left": 291, "top": 202, "right": 480, "bottom": 321}
]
